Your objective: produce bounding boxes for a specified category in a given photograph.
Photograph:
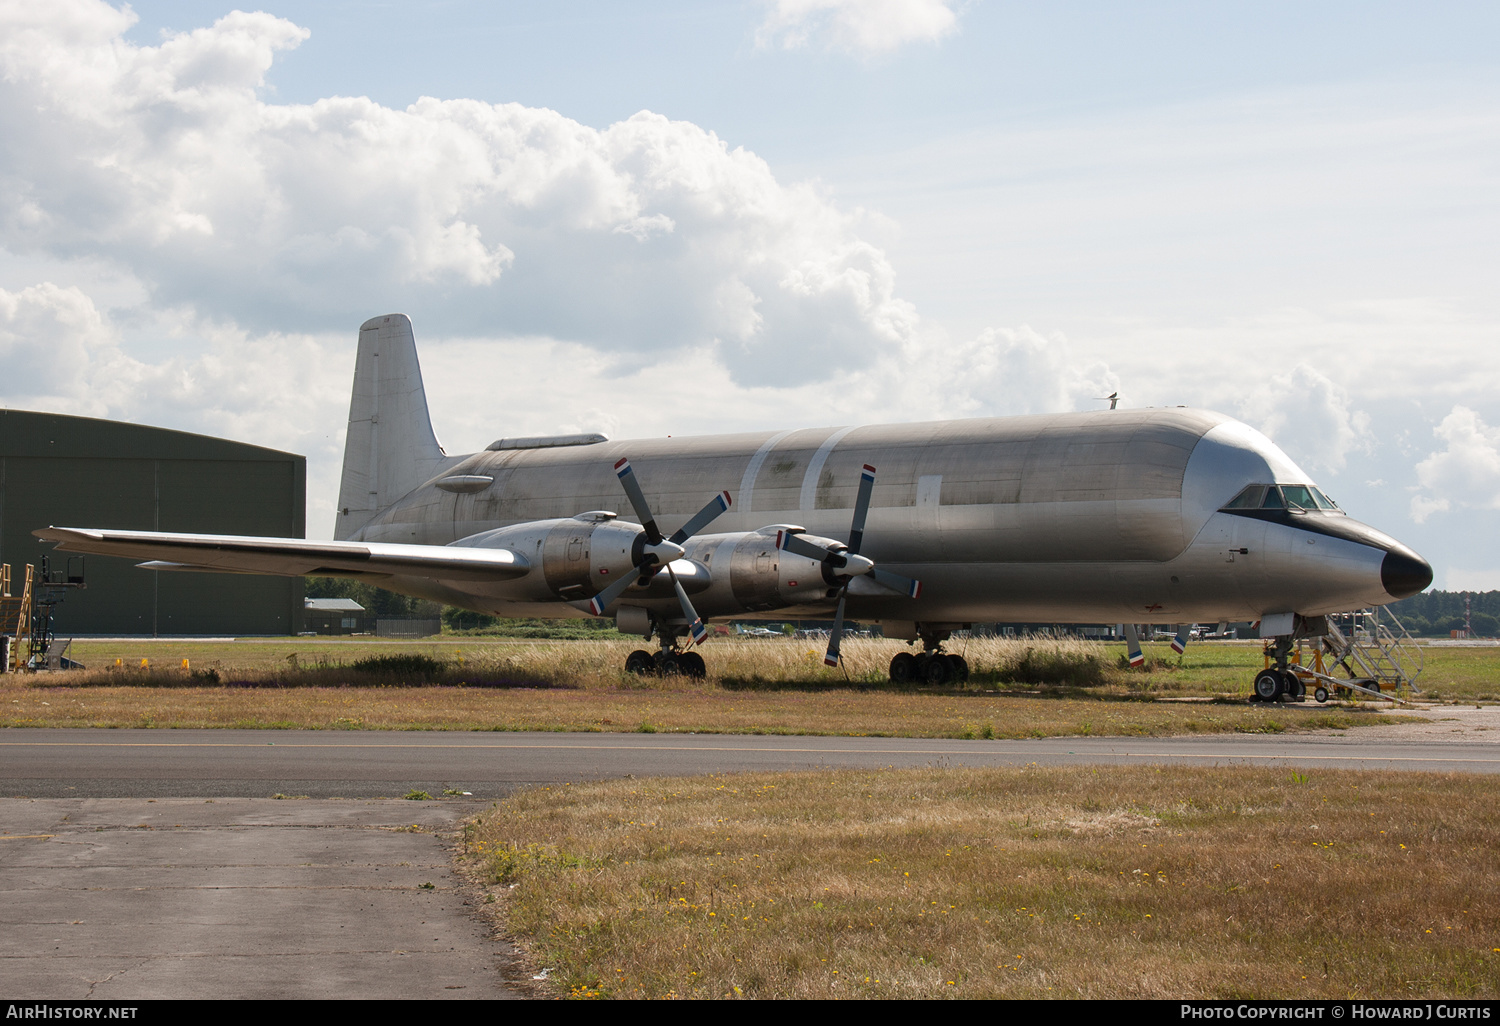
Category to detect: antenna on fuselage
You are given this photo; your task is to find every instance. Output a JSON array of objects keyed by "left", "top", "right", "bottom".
[{"left": 1096, "top": 391, "right": 1120, "bottom": 410}]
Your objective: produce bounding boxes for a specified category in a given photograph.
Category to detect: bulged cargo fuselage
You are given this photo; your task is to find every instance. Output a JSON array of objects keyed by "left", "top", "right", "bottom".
[{"left": 352, "top": 406, "right": 1429, "bottom": 626}]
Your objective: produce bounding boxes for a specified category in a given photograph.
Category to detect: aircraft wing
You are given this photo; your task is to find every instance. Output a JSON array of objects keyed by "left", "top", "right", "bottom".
[{"left": 33, "top": 527, "right": 531, "bottom": 582}]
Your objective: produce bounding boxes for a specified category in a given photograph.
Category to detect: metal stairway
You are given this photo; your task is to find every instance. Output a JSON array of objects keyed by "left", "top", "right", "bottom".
[
  {"left": 0, "top": 564, "right": 34, "bottom": 672},
  {"left": 1317, "top": 608, "right": 1424, "bottom": 699}
]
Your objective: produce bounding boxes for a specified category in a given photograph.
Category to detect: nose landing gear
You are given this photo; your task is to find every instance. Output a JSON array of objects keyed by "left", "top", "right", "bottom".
[{"left": 1249, "top": 635, "right": 1307, "bottom": 702}]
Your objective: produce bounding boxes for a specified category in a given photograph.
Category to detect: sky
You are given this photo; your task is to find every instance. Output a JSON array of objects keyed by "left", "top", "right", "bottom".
[{"left": 0, "top": 0, "right": 1496, "bottom": 589}]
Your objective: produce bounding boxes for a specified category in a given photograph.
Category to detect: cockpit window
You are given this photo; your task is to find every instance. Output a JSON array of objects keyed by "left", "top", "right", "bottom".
[
  {"left": 1221, "top": 485, "right": 1266, "bottom": 509},
  {"left": 1221, "top": 483, "right": 1342, "bottom": 513},
  {"left": 1309, "top": 487, "right": 1339, "bottom": 510},
  {"left": 1281, "top": 485, "right": 1319, "bottom": 510}
]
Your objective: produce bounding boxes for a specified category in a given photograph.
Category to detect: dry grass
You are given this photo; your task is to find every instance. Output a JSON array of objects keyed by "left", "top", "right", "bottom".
[
  {"left": 54, "top": 635, "right": 1119, "bottom": 689},
  {"left": 2, "top": 636, "right": 1401, "bottom": 737},
  {"left": 462, "top": 765, "right": 1500, "bottom": 999},
  {"left": 49, "top": 634, "right": 1492, "bottom": 699}
]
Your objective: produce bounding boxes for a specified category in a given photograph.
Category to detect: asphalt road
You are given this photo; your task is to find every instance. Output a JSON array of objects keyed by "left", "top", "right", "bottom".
[
  {"left": 5, "top": 727, "right": 1497, "bottom": 999},
  {"left": 3, "top": 727, "right": 1499, "bottom": 800}
]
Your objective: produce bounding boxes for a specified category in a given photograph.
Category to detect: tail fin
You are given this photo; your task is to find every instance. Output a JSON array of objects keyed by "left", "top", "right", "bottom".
[{"left": 334, "top": 314, "right": 459, "bottom": 540}]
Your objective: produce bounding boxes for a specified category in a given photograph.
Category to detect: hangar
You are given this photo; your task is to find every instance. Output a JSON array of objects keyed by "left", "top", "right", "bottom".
[{"left": 0, "top": 409, "right": 304, "bottom": 636}]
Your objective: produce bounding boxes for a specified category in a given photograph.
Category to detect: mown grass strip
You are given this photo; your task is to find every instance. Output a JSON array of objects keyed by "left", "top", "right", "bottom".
[
  {"left": 2, "top": 676, "right": 1401, "bottom": 736},
  {"left": 462, "top": 765, "right": 1500, "bottom": 1000}
]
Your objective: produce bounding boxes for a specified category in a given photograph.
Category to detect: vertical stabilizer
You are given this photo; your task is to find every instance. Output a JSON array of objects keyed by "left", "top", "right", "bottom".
[{"left": 335, "top": 314, "right": 457, "bottom": 540}]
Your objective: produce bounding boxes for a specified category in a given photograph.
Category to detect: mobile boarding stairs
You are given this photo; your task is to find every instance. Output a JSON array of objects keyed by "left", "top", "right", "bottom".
[{"left": 1284, "top": 608, "right": 1424, "bottom": 705}]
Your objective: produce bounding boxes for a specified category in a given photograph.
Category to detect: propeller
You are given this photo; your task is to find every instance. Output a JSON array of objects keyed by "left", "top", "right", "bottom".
[
  {"left": 777, "top": 463, "right": 920, "bottom": 667},
  {"left": 586, "top": 457, "right": 730, "bottom": 646}
]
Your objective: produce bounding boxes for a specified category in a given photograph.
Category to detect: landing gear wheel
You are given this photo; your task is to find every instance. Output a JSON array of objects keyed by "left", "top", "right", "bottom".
[
  {"left": 678, "top": 651, "right": 707, "bottom": 679},
  {"left": 889, "top": 652, "right": 918, "bottom": 684},
  {"left": 656, "top": 653, "right": 681, "bottom": 676},
  {"left": 948, "top": 655, "right": 970, "bottom": 683},
  {"left": 1314, "top": 686, "right": 1329, "bottom": 704},
  {"left": 625, "top": 650, "right": 656, "bottom": 675},
  {"left": 1286, "top": 675, "right": 1306, "bottom": 701},
  {"left": 923, "top": 654, "right": 953, "bottom": 686},
  {"left": 1253, "top": 669, "right": 1284, "bottom": 703}
]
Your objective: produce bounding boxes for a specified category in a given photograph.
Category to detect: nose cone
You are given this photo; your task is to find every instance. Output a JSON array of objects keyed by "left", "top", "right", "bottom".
[{"left": 1382, "top": 548, "right": 1433, "bottom": 600}]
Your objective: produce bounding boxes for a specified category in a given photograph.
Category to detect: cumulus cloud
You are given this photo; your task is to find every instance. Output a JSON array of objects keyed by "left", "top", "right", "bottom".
[
  {"left": 0, "top": 1, "right": 927, "bottom": 380},
  {"left": 862, "top": 325, "right": 1118, "bottom": 420},
  {"left": 1410, "top": 406, "right": 1500, "bottom": 522},
  {"left": 0, "top": 283, "right": 117, "bottom": 411},
  {"left": 1234, "top": 366, "right": 1371, "bottom": 474},
  {"left": 0, "top": 281, "right": 349, "bottom": 518},
  {"left": 0, "top": 3, "right": 1116, "bottom": 534},
  {"left": 757, "top": 0, "right": 960, "bottom": 54},
  {"left": 424, "top": 323, "right": 1113, "bottom": 452}
]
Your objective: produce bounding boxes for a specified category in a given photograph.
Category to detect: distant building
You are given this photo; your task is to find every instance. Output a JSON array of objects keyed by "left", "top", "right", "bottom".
[
  {"left": 304, "top": 598, "right": 370, "bottom": 635},
  {"left": 0, "top": 409, "right": 305, "bottom": 635}
]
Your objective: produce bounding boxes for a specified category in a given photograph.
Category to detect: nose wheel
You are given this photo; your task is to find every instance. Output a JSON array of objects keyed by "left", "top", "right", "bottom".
[{"left": 1249, "top": 636, "right": 1306, "bottom": 702}]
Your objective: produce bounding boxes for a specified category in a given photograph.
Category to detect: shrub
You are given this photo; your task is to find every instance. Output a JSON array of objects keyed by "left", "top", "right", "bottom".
[{"left": 997, "top": 647, "right": 1106, "bottom": 687}]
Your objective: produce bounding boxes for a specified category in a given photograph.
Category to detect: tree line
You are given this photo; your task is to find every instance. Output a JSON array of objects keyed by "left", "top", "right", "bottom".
[{"left": 1386, "top": 590, "right": 1499, "bottom": 637}]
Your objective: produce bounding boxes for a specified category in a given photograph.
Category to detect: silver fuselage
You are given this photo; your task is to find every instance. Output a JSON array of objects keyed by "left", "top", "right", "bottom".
[{"left": 350, "top": 407, "right": 1427, "bottom": 626}]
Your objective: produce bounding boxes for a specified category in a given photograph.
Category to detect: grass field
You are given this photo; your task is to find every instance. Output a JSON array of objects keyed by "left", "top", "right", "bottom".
[
  {"left": 38, "top": 634, "right": 1496, "bottom": 699},
  {"left": 0, "top": 636, "right": 1429, "bottom": 737},
  {"left": 463, "top": 765, "right": 1500, "bottom": 1000},
  {"left": 7, "top": 635, "right": 1493, "bottom": 1000}
]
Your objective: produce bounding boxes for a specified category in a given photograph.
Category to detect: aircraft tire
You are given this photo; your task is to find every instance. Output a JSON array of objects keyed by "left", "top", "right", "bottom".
[
  {"left": 889, "top": 652, "right": 918, "bottom": 684},
  {"left": 656, "top": 653, "right": 682, "bottom": 676},
  {"left": 948, "top": 655, "right": 970, "bottom": 682},
  {"left": 922, "top": 655, "right": 952, "bottom": 686},
  {"left": 679, "top": 651, "right": 707, "bottom": 679},
  {"left": 626, "top": 650, "right": 656, "bottom": 675},
  {"left": 1253, "top": 670, "right": 1284, "bottom": 702},
  {"left": 1285, "top": 674, "right": 1305, "bottom": 700}
]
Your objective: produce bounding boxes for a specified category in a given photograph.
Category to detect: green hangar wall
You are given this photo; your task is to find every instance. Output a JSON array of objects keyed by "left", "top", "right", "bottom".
[{"left": 0, "top": 410, "right": 305, "bottom": 636}]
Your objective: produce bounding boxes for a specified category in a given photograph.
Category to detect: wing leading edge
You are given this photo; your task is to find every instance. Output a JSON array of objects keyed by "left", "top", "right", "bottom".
[{"left": 33, "top": 527, "right": 530, "bottom": 583}]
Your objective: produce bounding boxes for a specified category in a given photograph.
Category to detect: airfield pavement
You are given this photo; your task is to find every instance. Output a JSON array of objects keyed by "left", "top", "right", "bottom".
[{"left": 3, "top": 709, "right": 1498, "bottom": 999}]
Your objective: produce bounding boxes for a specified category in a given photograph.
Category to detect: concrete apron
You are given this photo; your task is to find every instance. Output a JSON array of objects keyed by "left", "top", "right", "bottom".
[{"left": 0, "top": 798, "right": 524, "bottom": 1000}]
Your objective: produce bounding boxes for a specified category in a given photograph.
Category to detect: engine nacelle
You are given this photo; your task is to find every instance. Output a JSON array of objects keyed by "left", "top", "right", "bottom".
[
  {"left": 680, "top": 526, "right": 840, "bottom": 616},
  {"left": 457, "top": 513, "right": 709, "bottom": 605}
]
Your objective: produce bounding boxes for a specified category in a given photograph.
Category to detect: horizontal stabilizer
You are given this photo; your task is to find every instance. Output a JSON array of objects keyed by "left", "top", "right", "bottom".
[{"left": 35, "top": 527, "right": 530, "bottom": 583}]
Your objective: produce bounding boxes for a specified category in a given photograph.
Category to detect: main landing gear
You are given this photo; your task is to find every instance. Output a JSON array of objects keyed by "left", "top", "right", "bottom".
[
  {"left": 623, "top": 620, "right": 707, "bottom": 679},
  {"left": 626, "top": 647, "right": 706, "bottom": 678},
  {"left": 888, "top": 626, "right": 969, "bottom": 686}
]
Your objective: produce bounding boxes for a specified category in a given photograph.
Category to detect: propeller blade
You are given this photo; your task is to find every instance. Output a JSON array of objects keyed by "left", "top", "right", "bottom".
[
  {"left": 668, "top": 490, "right": 732, "bottom": 545},
  {"left": 823, "top": 588, "right": 848, "bottom": 667},
  {"left": 613, "top": 457, "right": 662, "bottom": 545},
  {"left": 1123, "top": 622, "right": 1145, "bottom": 667},
  {"left": 666, "top": 562, "right": 708, "bottom": 645},
  {"left": 1171, "top": 624, "right": 1191, "bottom": 655},
  {"left": 779, "top": 530, "right": 836, "bottom": 563},
  {"left": 847, "top": 464, "right": 876, "bottom": 555},
  {"left": 586, "top": 564, "right": 646, "bottom": 616},
  {"left": 870, "top": 567, "right": 921, "bottom": 598}
]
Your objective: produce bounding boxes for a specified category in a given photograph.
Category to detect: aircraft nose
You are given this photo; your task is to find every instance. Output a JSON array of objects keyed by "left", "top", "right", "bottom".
[{"left": 1381, "top": 547, "right": 1432, "bottom": 600}]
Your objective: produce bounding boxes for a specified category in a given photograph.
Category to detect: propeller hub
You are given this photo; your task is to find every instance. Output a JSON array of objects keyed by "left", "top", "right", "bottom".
[
  {"left": 838, "top": 553, "right": 874, "bottom": 577},
  {"left": 641, "top": 539, "right": 685, "bottom": 565}
]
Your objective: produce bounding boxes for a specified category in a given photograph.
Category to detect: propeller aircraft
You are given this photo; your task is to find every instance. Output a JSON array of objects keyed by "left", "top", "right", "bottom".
[{"left": 37, "top": 314, "right": 1432, "bottom": 688}]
